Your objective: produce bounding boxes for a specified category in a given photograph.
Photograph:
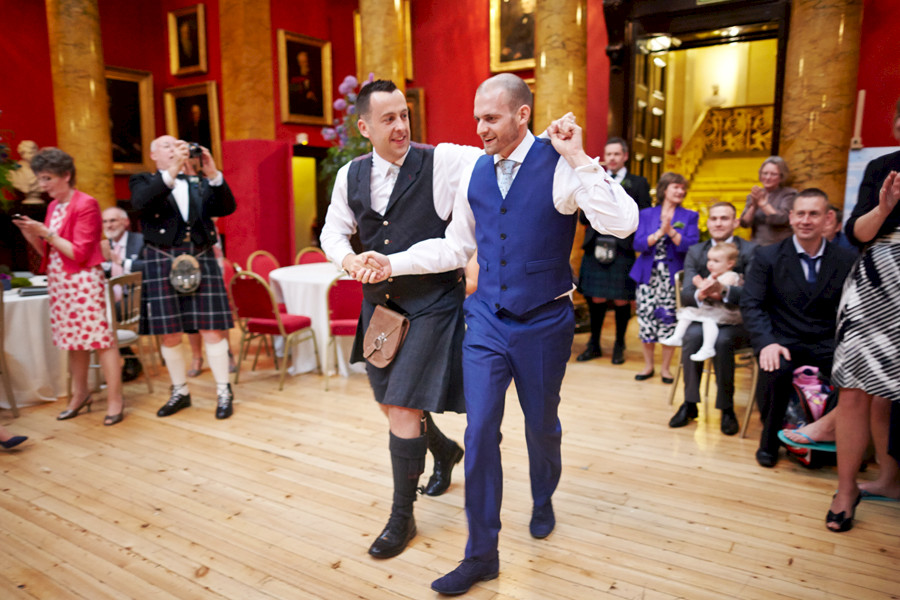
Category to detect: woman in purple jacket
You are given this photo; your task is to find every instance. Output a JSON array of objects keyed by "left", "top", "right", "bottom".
[{"left": 629, "top": 172, "right": 700, "bottom": 383}]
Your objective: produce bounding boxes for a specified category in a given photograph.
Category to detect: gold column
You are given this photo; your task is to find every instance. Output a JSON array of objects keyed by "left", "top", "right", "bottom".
[
  {"left": 534, "top": 0, "right": 587, "bottom": 270},
  {"left": 358, "top": 0, "right": 405, "bottom": 90},
  {"left": 779, "top": 0, "right": 862, "bottom": 205},
  {"left": 45, "top": 0, "right": 115, "bottom": 207},
  {"left": 534, "top": 0, "right": 587, "bottom": 133},
  {"left": 220, "top": 0, "right": 275, "bottom": 140}
]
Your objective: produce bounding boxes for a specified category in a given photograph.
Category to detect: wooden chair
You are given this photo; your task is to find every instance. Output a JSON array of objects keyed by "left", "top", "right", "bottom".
[
  {"left": 229, "top": 271, "right": 320, "bottom": 390},
  {"left": 0, "top": 291, "right": 19, "bottom": 417},
  {"left": 324, "top": 275, "right": 363, "bottom": 391},
  {"left": 246, "top": 250, "right": 280, "bottom": 282},
  {"left": 294, "top": 246, "right": 328, "bottom": 265},
  {"left": 666, "top": 270, "right": 758, "bottom": 428},
  {"left": 107, "top": 272, "right": 154, "bottom": 393}
]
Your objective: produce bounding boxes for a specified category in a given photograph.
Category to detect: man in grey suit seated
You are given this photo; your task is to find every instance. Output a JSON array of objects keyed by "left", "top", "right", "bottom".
[{"left": 669, "top": 202, "right": 757, "bottom": 435}]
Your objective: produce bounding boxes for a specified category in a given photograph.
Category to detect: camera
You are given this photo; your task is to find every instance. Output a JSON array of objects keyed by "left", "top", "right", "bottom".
[{"left": 188, "top": 143, "right": 203, "bottom": 159}]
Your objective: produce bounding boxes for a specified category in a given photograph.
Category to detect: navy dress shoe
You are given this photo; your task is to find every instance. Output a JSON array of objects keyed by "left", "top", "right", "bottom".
[
  {"left": 431, "top": 557, "right": 500, "bottom": 595},
  {"left": 530, "top": 501, "right": 555, "bottom": 538}
]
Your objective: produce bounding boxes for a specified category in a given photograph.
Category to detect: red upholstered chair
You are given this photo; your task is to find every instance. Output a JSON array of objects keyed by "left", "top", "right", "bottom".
[
  {"left": 221, "top": 258, "right": 240, "bottom": 289},
  {"left": 294, "top": 246, "right": 328, "bottom": 265},
  {"left": 324, "top": 275, "right": 363, "bottom": 391},
  {"left": 228, "top": 271, "right": 320, "bottom": 390},
  {"left": 247, "top": 250, "right": 280, "bottom": 282}
]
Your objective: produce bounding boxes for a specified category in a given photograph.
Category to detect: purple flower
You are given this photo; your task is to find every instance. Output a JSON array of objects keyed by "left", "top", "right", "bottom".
[
  {"left": 321, "top": 127, "right": 337, "bottom": 141},
  {"left": 338, "top": 75, "right": 358, "bottom": 96},
  {"left": 347, "top": 105, "right": 355, "bottom": 115},
  {"left": 334, "top": 98, "right": 348, "bottom": 111}
]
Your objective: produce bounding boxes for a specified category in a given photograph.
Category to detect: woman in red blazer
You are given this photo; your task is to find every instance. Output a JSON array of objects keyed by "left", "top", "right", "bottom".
[{"left": 14, "top": 148, "right": 124, "bottom": 425}]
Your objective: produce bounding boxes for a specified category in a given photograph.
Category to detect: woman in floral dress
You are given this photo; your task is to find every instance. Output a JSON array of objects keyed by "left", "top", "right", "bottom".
[{"left": 14, "top": 148, "right": 124, "bottom": 425}]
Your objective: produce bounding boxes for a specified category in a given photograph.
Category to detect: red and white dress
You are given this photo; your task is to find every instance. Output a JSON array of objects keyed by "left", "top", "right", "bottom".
[{"left": 46, "top": 202, "right": 113, "bottom": 351}]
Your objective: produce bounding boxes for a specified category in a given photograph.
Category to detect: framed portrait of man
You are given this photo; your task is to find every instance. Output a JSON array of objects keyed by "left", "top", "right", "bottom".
[
  {"left": 278, "top": 30, "right": 333, "bottom": 125},
  {"left": 405, "top": 88, "right": 427, "bottom": 144},
  {"left": 105, "top": 66, "right": 155, "bottom": 174},
  {"left": 490, "top": 0, "right": 536, "bottom": 73},
  {"left": 163, "top": 81, "right": 222, "bottom": 164},
  {"left": 168, "top": 4, "right": 208, "bottom": 76}
]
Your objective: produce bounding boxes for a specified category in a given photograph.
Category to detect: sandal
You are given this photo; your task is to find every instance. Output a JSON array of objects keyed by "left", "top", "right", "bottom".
[
  {"left": 187, "top": 358, "right": 203, "bottom": 378},
  {"left": 826, "top": 492, "right": 862, "bottom": 532}
]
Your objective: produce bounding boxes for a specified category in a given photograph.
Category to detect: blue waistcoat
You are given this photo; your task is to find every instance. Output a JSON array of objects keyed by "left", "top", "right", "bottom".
[{"left": 469, "top": 138, "right": 576, "bottom": 317}]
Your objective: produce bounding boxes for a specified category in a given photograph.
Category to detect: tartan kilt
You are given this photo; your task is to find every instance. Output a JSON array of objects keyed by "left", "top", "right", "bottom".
[
  {"left": 578, "top": 250, "right": 637, "bottom": 300},
  {"left": 140, "top": 245, "right": 234, "bottom": 335}
]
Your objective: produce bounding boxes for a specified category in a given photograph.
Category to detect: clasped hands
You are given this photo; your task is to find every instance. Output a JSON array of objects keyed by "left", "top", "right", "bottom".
[{"left": 342, "top": 252, "right": 392, "bottom": 284}]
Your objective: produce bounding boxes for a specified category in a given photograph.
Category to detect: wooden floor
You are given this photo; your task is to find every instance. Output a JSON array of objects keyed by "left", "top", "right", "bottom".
[{"left": 1, "top": 329, "right": 898, "bottom": 600}]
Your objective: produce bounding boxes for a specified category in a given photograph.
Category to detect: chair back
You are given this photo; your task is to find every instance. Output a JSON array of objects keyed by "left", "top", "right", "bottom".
[
  {"left": 229, "top": 270, "right": 285, "bottom": 335},
  {"left": 295, "top": 246, "right": 328, "bottom": 265},
  {"left": 327, "top": 276, "right": 363, "bottom": 322},
  {"left": 107, "top": 272, "right": 143, "bottom": 335},
  {"left": 222, "top": 258, "right": 239, "bottom": 289},
  {"left": 674, "top": 270, "right": 684, "bottom": 311},
  {"left": 247, "top": 250, "right": 280, "bottom": 282}
]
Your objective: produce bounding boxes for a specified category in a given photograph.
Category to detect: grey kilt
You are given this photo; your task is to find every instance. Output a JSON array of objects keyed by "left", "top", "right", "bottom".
[
  {"left": 351, "top": 279, "right": 466, "bottom": 414},
  {"left": 139, "top": 244, "right": 234, "bottom": 335}
]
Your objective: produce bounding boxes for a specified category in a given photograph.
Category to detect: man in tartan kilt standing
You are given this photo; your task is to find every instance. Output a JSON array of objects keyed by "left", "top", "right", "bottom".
[{"left": 130, "top": 135, "right": 237, "bottom": 419}]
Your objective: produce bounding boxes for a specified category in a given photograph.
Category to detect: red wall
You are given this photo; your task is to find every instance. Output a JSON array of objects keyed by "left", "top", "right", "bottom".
[{"left": 856, "top": 0, "right": 900, "bottom": 147}]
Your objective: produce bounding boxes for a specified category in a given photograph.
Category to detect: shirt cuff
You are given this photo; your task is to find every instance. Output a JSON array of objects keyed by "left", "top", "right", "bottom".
[
  {"left": 574, "top": 158, "right": 602, "bottom": 174},
  {"left": 208, "top": 171, "right": 224, "bottom": 186},
  {"left": 124, "top": 258, "right": 132, "bottom": 273},
  {"left": 161, "top": 170, "right": 175, "bottom": 188},
  {"left": 389, "top": 253, "right": 415, "bottom": 276}
]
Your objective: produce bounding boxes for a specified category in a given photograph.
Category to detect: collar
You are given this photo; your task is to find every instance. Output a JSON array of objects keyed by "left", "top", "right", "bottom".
[
  {"left": 372, "top": 147, "right": 409, "bottom": 177},
  {"left": 711, "top": 235, "right": 735, "bottom": 246},
  {"left": 792, "top": 235, "right": 826, "bottom": 258},
  {"left": 111, "top": 231, "right": 128, "bottom": 248},
  {"left": 493, "top": 131, "right": 534, "bottom": 165},
  {"left": 608, "top": 167, "right": 627, "bottom": 179}
]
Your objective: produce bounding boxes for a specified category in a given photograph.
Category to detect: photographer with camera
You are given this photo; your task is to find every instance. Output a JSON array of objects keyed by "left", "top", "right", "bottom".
[{"left": 130, "top": 135, "right": 237, "bottom": 419}]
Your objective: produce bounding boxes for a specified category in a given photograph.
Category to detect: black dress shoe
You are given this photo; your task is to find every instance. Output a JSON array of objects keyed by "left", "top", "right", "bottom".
[
  {"left": 720, "top": 409, "right": 739, "bottom": 436},
  {"left": 157, "top": 387, "right": 191, "bottom": 417},
  {"left": 611, "top": 343, "right": 625, "bottom": 365},
  {"left": 368, "top": 514, "right": 416, "bottom": 558},
  {"left": 576, "top": 344, "right": 602, "bottom": 362},
  {"left": 424, "top": 443, "right": 464, "bottom": 496},
  {"left": 215, "top": 384, "right": 234, "bottom": 420},
  {"left": 756, "top": 448, "right": 778, "bottom": 468},
  {"left": 634, "top": 370, "right": 655, "bottom": 381},
  {"left": 121, "top": 357, "right": 143, "bottom": 382},
  {"left": 668, "top": 402, "right": 698, "bottom": 428}
]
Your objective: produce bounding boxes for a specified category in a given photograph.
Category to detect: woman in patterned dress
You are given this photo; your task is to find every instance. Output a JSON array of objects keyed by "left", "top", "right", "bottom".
[
  {"left": 629, "top": 172, "right": 700, "bottom": 383},
  {"left": 13, "top": 148, "right": 124, "bottom": 426}
]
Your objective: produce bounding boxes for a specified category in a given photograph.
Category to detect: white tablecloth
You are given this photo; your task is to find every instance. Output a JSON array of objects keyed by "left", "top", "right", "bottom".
[
  {"left": 2, "top": 289, "right": 66, "bottom": 408},
  {"left": 269, "top": 264, "right": 364, "bottom": 377}
]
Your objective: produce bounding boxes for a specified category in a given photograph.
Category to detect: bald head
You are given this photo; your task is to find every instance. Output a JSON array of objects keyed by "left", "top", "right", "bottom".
[
  {"left": 476, "top": 73, "right": 533, "bottom": 114},
  {"left": 102, "top": 206, "right": 130, "bottom": 242}
]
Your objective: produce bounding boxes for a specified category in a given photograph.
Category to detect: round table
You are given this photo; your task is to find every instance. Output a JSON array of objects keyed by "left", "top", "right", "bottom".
[
  {"left": 2, "top": 289, "right": 66, "bottom": 409},
  {"left": 269, "top": 264, "right": 364, "bottom": 377}
]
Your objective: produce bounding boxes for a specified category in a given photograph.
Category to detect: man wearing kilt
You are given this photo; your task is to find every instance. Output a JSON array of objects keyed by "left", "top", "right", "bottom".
[
  {"left": 320, "top": 80, "right": 483, "bottom": 559},
  {"left": 130, "top": 135, "right": 237, "bottom": 419},
  {"left": 577, "top": 137, "right": 651, "bottom": 364}
]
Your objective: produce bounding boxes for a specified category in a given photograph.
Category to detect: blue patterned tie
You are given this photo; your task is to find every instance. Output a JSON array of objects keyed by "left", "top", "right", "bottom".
[
  {"left": 799, "top": 253, "right": 819, "bottom": 284},
  {"left": 497, "top": 159, "right": 516, "bottom": 198}
]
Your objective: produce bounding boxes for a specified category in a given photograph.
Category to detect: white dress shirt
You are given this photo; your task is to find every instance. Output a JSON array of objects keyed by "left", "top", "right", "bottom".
[
  {"left": 608, "top": 167, "right": 627, "bottom": 184},
  {"left": 792, "top": 235, "right": 826, "bottom": 279},
  {"left": 160, "top": 169, "right": 224, "bottom": 222},
  {"left": 388, "top": 131, "right": 639, "bottom": 276},
  {"left": 320, "top": 144, "right": 484, "bottom": 265}
]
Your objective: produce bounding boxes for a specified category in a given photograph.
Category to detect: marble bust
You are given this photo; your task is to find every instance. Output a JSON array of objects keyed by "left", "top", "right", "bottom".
[{"left": 10, "top": 140, "right": 42, "bottom": 205}]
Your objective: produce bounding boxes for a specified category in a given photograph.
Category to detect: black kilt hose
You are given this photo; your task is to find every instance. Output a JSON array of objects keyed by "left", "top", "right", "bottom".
[
  {"left": 140, "top": 244, "right": 234, "bottom": 335},
  {"left": 350, "top": 271, "right": 466, "bottom": 415}
]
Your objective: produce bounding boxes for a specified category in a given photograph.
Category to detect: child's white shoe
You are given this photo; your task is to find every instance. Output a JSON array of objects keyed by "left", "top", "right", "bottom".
[
  {"left": 689, "top": 347, "right": 716, "bottom": 362},
  {"left": 661, "top": 335, "right": 682, "bottom": 347}
]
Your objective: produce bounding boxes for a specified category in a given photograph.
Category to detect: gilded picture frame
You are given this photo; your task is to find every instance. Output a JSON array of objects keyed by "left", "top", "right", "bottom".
[
  {"left": 354, "top": 2, "right": 414, "bottom": 82},
  {"left": 405, "top": 88, "right": 426, "bottom": 143},
  {"left": 105, "top": 66, "right": 155, "bottom": 174},
  {"left": 490, "top": 0, "right": 536, "bottom": 73},
  {"left": 168, "top": 4, "right": 208, "bottom": 76},
  {"left": 278, "top": 30, "right": 333, "bottom": 126},
  {"left": 163, "top": 81, "right": 222, "bottom": 165}
]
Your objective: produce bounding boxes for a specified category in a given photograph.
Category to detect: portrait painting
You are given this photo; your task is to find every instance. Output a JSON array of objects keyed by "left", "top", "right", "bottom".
[
  {"left": 163, "top": 81, "right": 222, "bottom": 164},
  {"left": 168, "top": 4, "right": 208, "bottom": 76},
  {"left": 405, "top": 88, "right": 427, "bottom": 144},
  {"left": 278, "top": 30, "right": 333, "bottom": 125},
  {"left": 105, "top": 67, "right": 154, "bottom": 174},
  {"left": 490, "top": 0, "right": 536, "bottom": 73}
]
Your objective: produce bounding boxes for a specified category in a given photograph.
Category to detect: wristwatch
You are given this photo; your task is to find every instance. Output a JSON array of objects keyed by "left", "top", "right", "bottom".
[{"left": 45, "top": 230, "right": 56, "bottom": 241}]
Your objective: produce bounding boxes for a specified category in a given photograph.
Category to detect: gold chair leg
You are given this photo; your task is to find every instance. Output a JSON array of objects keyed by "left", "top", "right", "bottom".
[
  {"left": 0, "top": 360, "right": 18, "bottom": 418},
  {"left": 133, "top": 343, "right": 154, "bottom": 393},
  {"left": 668, "top": 348, "right": 682, "bottom": 406},
  {"left": 740, "top": 361, "right": 760, "bottom": 439}
]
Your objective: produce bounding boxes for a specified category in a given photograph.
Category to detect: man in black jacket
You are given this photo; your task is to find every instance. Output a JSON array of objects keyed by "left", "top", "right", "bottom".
[
  {"left": 740, "top": 189, "right": 856, "bottom": 467},
  {"left": 130, "top": 135, "right": 237, "bottom": 419},
  {"left": 669, "top": 202, "right": 756, "bottom": 435}
]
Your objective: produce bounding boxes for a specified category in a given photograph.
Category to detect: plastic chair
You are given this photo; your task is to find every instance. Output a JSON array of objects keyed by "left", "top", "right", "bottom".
[
  {"left": 246, "top": 250, "right": 280, "bottom": 282},
  {"left": 229, "top": 271, "right": 319, "bottom": 390},
  {"left": 294, "top": 246, "right": 328, "bottom": 265},
  {"left": 107, "top": 272, "right": 154, "bottom": 393},
  {"left": 666, "top": 270, "right": 758, "bottom": 428},
  {"left": 0, "top": 291, "right": 19, "bottom": 417},
  {"left": 324, "top": 276, "right": 363, "bottom": 391}
]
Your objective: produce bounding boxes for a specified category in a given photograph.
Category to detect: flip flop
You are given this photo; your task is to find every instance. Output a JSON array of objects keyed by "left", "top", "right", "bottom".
[
  {"left": 778, "top": 429, "right": 836, "bottom": 452},
  {"left": 860, "top": 490, "right": 900, "bottom": 502}
]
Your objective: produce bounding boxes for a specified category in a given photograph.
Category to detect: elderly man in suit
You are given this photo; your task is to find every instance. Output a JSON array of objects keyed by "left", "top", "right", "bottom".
[
  {"left": 669, "top": 202, "right": 756, "bottom": 434},
  {"left": 740, "top": 188, "right": 856, "bottom": 467},
  {"left": 130, "top": 135, "right": 237, "bottom": 419}
]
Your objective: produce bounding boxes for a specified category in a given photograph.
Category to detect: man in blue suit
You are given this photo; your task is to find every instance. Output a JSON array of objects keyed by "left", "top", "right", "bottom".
[{"left": 359, "top": 74, "right": 638, "bottom": 595}]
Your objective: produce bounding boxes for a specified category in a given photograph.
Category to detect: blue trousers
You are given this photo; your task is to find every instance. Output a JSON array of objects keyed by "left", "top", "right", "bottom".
[{"left": 462, "top": 296, "right": 574, "bottom": 561}]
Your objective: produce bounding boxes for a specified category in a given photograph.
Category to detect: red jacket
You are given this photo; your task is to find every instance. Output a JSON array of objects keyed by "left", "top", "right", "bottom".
[{"left": 40, "top": 189, "right": 105, "bottom": 274}]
